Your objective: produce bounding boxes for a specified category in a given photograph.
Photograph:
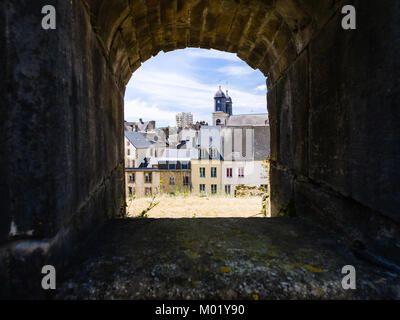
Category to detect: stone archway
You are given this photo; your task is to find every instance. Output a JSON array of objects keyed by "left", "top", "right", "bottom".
[{"left": 0, "top": 0, "right": 399, "bottom": 297}]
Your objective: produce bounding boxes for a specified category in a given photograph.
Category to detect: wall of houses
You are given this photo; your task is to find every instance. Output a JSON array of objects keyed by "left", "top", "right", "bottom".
[
  {"left": 191, "top": 160, "right": 222, "bottom": 195},
  {"left": 221, "top": 161, "right": 268, "bottom": 196},
  {"left": 160, "top": 171, "right": 191, "bottom": 194},
  {"left": 125, "top": 170, "right": 161, "bottom": 198}
]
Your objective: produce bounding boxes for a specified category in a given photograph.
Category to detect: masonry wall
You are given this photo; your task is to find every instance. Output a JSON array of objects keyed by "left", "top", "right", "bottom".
[
  {"left": 0, "top": 0, "right": 125, "bottom": 298},
  {"left": 160, "top": 171, "right": 191, "bottom": 194},
  {"left": 268, "top": 0, "right": 400, "bottom": 267}
]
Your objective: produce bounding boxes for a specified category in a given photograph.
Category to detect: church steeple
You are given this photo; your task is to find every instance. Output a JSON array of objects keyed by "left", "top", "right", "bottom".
[
  {"left": 214, "top": 85, "right": 227, "bottom": 113},
  {"left": 226, "top": 90, "right": 233, "bottom": 115}
]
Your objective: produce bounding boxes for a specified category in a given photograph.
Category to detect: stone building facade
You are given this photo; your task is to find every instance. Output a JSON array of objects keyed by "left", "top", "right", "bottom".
[
  {"left": 159, "top": 170, "right": 191, "bottom": 195},
  {"left": 125, "top": 169, "right": 161, "bottom": 198}
]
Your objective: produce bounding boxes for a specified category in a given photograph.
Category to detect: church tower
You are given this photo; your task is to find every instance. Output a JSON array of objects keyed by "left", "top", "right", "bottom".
[
  {"left": 214, "top": 85, "right": 227, "bottom": 113},
  {"left": 226, "top": 90, "right": 233, "bottom": 116},
  {"left": 212, "top": 86, "right": 232, "bottom": 126}
]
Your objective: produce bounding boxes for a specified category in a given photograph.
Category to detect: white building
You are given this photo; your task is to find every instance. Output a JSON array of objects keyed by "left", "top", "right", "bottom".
[
  {"left": 197, "top": 126, "right": 222, "bottom": 160},
  {"left": 178, "top": 128, "right": 198, "bottom": 149},
  {"left": 221, "top": 161, "right": 268, "bottom": 195},
  {"left": 125, "top": 131, "right": 153, "bottom": 168},
  {"left": 220, "top": 126, "right": 270, "bottom": 195}
]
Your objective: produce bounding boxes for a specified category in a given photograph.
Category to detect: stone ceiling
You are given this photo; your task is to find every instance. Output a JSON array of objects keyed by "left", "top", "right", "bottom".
[{"left": 82, "top": 0, "right": 342, "bottom": 87}]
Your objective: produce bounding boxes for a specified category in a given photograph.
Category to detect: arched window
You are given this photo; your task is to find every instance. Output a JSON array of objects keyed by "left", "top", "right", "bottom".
[{"left": 216, "top": 119, "right": 221, "bottom": 125}]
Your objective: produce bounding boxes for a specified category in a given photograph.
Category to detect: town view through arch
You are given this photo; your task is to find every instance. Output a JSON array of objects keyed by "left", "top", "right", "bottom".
[{"left": 123, "top": 48, "right": 270, "bottom": 218}]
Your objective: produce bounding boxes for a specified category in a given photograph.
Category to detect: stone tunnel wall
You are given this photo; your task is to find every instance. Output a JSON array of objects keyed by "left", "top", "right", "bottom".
[
  {"left": 268, "top": 0, "right": 400, "bottom": 267},
  {"left": 0, "top": 0, "right": 126, "bottom": 297},
  {"left": 0, "top": 0, "right": 399, "bottom": 298}
]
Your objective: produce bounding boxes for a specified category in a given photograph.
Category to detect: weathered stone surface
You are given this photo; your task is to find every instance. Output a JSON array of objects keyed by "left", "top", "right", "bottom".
[
  {"left": 269, "top": 165, "right": 294, "bottom": 216},
  {"left": 56, "top": 218, "right": 400, "bottom": 299},
  {"left": 268, "top": 0, "right": 400, "bottom": 272},
  {"left": 0, "top": 0, "right": 125, "bottom": 298}
]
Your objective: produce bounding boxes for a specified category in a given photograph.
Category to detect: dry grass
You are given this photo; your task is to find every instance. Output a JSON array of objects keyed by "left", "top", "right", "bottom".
[{"left": 126, "top": 194, "right": 264, "bottom": 218}]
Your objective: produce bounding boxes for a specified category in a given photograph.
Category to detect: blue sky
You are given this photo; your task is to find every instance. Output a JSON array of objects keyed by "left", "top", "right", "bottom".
[{"left": 124, "top": 48, "right": 268, "bottom": 127}]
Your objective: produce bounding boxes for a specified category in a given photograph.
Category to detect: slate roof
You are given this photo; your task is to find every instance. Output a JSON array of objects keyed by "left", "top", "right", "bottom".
[
  {"left": 225, "top": 90, "right": 232, "bottom": 102},
  {"left": 125, "top": 131, "right": 152, "bottom": 149},
  {"left": 214, "top": 86, "right": 226, "bottom": 98}
]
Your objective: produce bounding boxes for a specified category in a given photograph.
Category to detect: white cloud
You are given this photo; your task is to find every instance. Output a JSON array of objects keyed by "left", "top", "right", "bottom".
[
  {"left": 124, "top": 99, "right": 176, "bottom": 126},
  {"left": 185, "top": 48, "right": 239, "bottom": 62},
  {"left": 217, "top": 66, "right": 255, "bottom": 76},
  {"left": 256, "top": 84, "right": 267, "bottom": 91},
  {"left": 128, "top": 70, "right": 267, "bottom": 113}
]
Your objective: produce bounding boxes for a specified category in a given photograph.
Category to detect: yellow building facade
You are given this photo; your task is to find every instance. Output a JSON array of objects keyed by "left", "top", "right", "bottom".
[{"left": 191, "top": 160, "right": 222, "bottom": 195}]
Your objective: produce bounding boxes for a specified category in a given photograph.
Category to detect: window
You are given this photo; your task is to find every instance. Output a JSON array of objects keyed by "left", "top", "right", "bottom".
[
  {"left": 183, "top": 176, "right": 190, "bottom": 186},
  {"left": 211, "top": 184, "right": 217, "bottom": 194},
  {"left": 168, "top": 161, "right": 176, "bottom": 170},
  {"left": 129, "top": 173, "right": 135, "bottom": 183},
  {"left": 145, "top": 187, "right": 152, "bottom": 196},
  {"left": 209, "top": 148, "right": 217, "bottom": 159},
  {"left": 169, "top": 176, "right": 175, "bottom": 185},
  {"left": 200, "top": 167, "right": 206, "bottom": 178},
  {"left": 126, "top": 141, "right": 130, "bottom": 147},
  {"left": 128, "top": 187, "right": 133, "bottom": 196},
  {"left": 181, "top": 161, "right": 189, "bottom": 170},
  {"left": 200, "top": 184, "right": 206, "bottom": 194},
  {"left": 226, "top": 168, "right": 232, "bottom": 178},
  {"left": 145, "top": 173, "right": 152, "bottom": 183},
  {"left": 127, "top": 149, "right": 130, "bottom": 156},
  {"left": 225, "top": 185, "right": 231, "bottom": 195},
  {"left": 211, "top": 167, "right": 217, "bottom": 178},
  {"left": 238, "top": 167, "right": 244, "bottom": 178}
]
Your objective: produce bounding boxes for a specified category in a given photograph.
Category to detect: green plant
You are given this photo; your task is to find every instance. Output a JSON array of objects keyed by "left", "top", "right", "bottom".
[
  {"left": 261, "top": 193, "right": 269, "bottom": 217},
  {"left": 137, "top": 185, "right": 162, "bottom": 218},
  {"left": 278, "top": 200, "right": 296, "bottom": 217}
]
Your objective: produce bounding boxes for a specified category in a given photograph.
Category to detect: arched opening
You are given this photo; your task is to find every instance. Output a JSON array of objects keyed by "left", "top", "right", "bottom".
[
  {"left": 1, "top": 0, "right": 399, "bottom": 299},
  {"left": 123, "top": 48, "right": 269, "bottom": 218}
]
